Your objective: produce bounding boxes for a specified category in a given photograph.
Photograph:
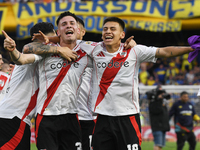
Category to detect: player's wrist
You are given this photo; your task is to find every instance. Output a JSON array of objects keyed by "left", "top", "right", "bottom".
[
  {"left": 56, "top": 47, "right": 62, "bottom": 55},
  {"left": 9, "top": 47, "right": 16, "bottom": 52}
]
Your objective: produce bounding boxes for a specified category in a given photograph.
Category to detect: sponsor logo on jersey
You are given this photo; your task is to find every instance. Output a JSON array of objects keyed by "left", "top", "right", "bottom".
[
  {"left": 180, "top": 110, "right": 192, "bottom": 116},
  {"left": 96, "top": 60, "right": 129, "bottom": 68},
  {"left": 97, "top": 51, "right": 105, "bottom": 57},
  {"left": 50, "top": 60, "right": 79, "bottom": 69}
]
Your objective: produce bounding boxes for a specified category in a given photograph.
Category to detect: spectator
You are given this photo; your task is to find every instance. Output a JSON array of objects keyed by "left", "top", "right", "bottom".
[
  {"left": 186, "top": 70, "right": 195, "bottom": 84},
  {"left": 169, "top": 91, "right": 200, "bottom": 150},
  {"left": 165, "top": 75, "right": 176, "bottom": 85},
  {"left": 154, "top": 64, "right": 166, "bottom": 84},
  {"left": 165, "top": 61, "right": 179, "bottom": 79},
  {"left": 181, "top": 54, "right": 192, "bottom": 72},
  {"left": 139, "top": 62, "right": 149, "bottom": 85},
  {"left": 146, "top": 75, "right": 156, "bottom": 86}
]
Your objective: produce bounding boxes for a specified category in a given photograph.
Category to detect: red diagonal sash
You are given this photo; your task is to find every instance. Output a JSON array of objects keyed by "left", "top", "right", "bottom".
[{"left": 94, "top": 49, "right": 131, "bottom": 110}]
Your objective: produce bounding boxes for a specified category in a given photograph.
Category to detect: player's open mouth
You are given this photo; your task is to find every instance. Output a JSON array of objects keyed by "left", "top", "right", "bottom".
[
  {"left": 105, "top": 36, "right": 113, "bottom": 39},
  {"left": 66, "top": 30, "right": 73, "bottom": 35}
]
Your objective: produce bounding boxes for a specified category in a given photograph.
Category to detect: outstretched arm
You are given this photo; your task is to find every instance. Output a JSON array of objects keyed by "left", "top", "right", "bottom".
[
  {"left": 156, "top": 46, "right": 194, "bottom": 58},
  {"left": 23, "top": 42, "right": 78, "bottom": 62}
]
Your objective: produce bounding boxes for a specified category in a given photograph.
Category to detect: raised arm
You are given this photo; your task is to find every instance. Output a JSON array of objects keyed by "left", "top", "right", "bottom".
[
  {"left": 3, "top": 30, "right": 36, "bottom": 65},
  {"left": 155, "top": 46, "right": 194, "bottom": 58}
]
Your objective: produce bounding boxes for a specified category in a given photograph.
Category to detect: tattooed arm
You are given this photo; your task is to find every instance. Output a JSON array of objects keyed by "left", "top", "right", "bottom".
[
  {"left": 23, "top": 42, "right": 78, "bottom": 62},
  {"left": 9, "top": 48, "right": 36, "bottom": 65},
  {"left": 155, "top": 46, "right": 194, "bottom": 58}
]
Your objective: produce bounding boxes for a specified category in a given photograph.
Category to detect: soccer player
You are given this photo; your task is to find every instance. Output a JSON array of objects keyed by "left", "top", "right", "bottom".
[
  {"left": 76, "top": 16, "right": 95, "bottom": 150},
  {"left": 23, "top": 12, "right": 93, "bottom": 150},
  {"left": 0, "top": 22, "right": 53, "bottom": 150},
  {"left": 0, "top": 60, "right": 10, "bottom": 102},
  {"left": 169, "top": 91, "right": 200, "bottom": 150},
  {"left": 88, "top": 17, "right": 195, "bottom": 150},
  {"left": 1, "top": 22, "right": 75, "bottom": 150}
]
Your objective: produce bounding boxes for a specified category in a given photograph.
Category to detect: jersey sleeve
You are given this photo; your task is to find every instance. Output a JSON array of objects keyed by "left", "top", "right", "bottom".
[
  {"left": 33, "top": 54, "right": 43, "bottom": 63},
  {"left": 79, "top": 41, "right": 98, "bottom": 56},
  {"left": 133, "top": 45, "right": 157, "bottom": 63}
]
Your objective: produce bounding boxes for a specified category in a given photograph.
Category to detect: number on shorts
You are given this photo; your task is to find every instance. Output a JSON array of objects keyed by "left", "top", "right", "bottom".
[
  {"left": 89, "top": 135, "right": 92, "bottom": 150},
  {"left": 75, "top": 142, "right": 82, "bottom": 150},
  {"left": 127, "top": 144, "right": 138, "bottom": 150}
]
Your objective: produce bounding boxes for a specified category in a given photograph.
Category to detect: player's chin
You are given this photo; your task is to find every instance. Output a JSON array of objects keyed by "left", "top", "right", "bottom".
[{"left": 103, "top": 40, "right": 113, "bottom": 45}]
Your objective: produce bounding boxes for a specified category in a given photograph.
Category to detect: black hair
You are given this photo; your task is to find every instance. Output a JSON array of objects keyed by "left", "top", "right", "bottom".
[
  {"left": 103, "top": 17, "right": 125, "bottom": 30},
  {"left": 56, "top": 11, "right": 78, "bottom": 26},
  {"left": 77, "top": 17, "right": 85, "bottom": 28},
  {"left": 180, "top": 91, "right": 188, "bottom": 97},
  {"left": 2, "top": 58, "right": 9, "bottom": 64},
  {"left": 30, "top": 22, "right": 54, "bottom": 37}
]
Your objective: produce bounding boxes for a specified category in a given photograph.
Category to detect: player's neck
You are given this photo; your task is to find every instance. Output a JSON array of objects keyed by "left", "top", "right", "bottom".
[
  {"left": 105, "top": 43, "right": 120, "bottom": 53},
  {"left": 60, "top": 40, "right": 77, "bottom": 50}
]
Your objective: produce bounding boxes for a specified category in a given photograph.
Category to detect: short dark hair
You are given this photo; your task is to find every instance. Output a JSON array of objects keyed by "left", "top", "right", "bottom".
[
  {"left": 30, "top": 22, "right": 54, "bottom": 37},
  {"left": 180, "top": 91, "right": 188, "bottom": 97},
  {"left": 56, "top": 11, "right": 78, "bottom": 26},
  {"left": 103, "top": 17, "right": 125, "bottom": 30},
  {"left": 2, "top": 58, "right": 9, "bottom": 64},
  {"left": 77, "top": 17, "right": 85, "bottom": 28}
]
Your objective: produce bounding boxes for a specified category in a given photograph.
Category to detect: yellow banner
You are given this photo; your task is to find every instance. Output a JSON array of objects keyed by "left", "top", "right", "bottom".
[
  {"left": 9, "top": 0, "right": 200, "bottom": 38},
  {"left": 13, "top": 1, "right": 169, "bottom": 21},
  {"left": 0, "top": 7, "right": 8, "bottom": 35},
  {"left": 170, "top": 0, "right": 200, "bottom": 19}
]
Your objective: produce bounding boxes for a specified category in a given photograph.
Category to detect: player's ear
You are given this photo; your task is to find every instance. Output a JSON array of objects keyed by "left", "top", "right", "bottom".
[
  {"left": 77, "top": 27, "right": 80, "bottom": 35},
  {"left": 57, "top": 30, "right": 60, "bottom": 37},
  {"left": 82, "top": 29, "right": 86, "bottom": 37},
  {"left": 120, "top": 31, "right": 125, "bottom": 40}
]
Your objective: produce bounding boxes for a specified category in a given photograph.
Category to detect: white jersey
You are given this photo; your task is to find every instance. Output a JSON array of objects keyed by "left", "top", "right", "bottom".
[
  {"left": 36, "top": 43, "right": 93, "bottom": 116},
  {"left": 90, "top": 43, "right": 157, "bottom": 116},
  {"left": 77, "top": 67, "right": 93, "bottom": 120},
  {"left": 0, "top": 71, "right": 10, "bottom": 102},
  {"left": 0, "top": 55, "right": 39, "bottom": 125}
]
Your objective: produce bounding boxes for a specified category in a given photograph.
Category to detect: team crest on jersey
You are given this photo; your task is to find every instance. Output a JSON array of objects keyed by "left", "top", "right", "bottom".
[
  {"left": 85, "top": 41, "right": 97, "bottom": 46},
  {"left": 120, "top": 51, "right": 127, "bottom": 57},
  {"left": 189, "top": 105, "right": 192, "bottom": 109},
  {"left": 85, "top": 41, "right": 92, "bottom": 44}
]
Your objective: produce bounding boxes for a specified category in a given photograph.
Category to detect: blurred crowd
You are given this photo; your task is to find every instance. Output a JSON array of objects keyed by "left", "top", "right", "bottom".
[{"left": 139, "top": 55, "right": 200, "bottom": 86}]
